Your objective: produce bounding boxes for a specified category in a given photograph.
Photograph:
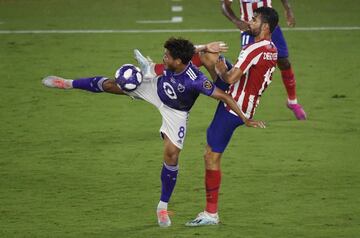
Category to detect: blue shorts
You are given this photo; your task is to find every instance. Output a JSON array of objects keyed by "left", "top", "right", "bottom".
[
  {"left": 241, "top": 26, "right": 289, "bottom": 58},
  {"left": 207, "top": 102, "right": 244, "bottom": 153}
]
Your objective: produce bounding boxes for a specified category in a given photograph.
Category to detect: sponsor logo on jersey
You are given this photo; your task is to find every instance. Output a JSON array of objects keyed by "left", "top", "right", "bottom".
[
  {"left": 177, "top": 83, "right": 185, "bottom": 92},
  {"left": 203, "top": 80, "right": 213, "bottom": 90},
  {"left": 163, "top": 82, "right": 177, "bottom": 99}
]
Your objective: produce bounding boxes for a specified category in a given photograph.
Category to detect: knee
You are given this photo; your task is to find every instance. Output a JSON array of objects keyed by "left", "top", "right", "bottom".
[
  {"left": 102, "top": 79, "right": 115, "bottom": 91},
  {"left": 203, "top": 148, "right": 221, "bottom": 169},
  {"left": 277, "top": 58, "right": 291, "bottom": 70},
  {"left": 165, "top": 153, "right": 179, "bottom": 166}
]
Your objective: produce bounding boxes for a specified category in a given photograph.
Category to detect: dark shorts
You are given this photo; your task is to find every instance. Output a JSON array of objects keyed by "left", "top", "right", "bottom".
[
  {"left": 207, "top": 102, "right": 244, "bottom": 153},
  {"left": 241, "top": 25, "right": 289, "bottom": 58}
]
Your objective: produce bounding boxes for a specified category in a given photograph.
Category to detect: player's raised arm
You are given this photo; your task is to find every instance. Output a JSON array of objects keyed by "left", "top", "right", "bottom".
[
  {"left": 221, "top": 0, "right": 250, "bottom": 31},
  {"left": 195, "top": 42, "right": 228, "bottom": 54},
  {"left": 210, "top": 88, "right": 265, "bottom": 129},
  {"left": 215, "top": 57, "right": 242, "bottom": 85},
  {"left": 280, "top": 0, "right": 296, "bottom": 27}
]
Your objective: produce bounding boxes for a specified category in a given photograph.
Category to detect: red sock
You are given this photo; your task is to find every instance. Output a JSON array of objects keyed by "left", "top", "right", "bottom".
[
  {"left": 281, "top": 67, "right": 297, "bottom": 100},
  {"left": 154, "top": 64, "right": 165, "bottom": 76},
  {"left": 205, "top": 169, "right": 221, "bottom": 214},
  {"left": 191, "top": 53, "right": 202, "bottom": 67}
]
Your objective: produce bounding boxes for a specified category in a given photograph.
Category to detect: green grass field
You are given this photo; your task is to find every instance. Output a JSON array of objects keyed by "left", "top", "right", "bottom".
[{"left": 1, "top": 0, "right": 360, "bottom": 237}]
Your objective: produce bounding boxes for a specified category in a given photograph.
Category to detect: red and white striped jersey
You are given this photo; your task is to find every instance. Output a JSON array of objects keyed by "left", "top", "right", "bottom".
[
  {"left": 225, "top": 39, "right": 277, "bottom": 119},
  {"left": 236, "top": 0, "right": 273, "bottom": 22}
]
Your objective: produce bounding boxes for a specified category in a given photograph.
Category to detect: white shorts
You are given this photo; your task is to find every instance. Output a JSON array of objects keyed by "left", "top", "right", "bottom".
[{"left": 125, "top": 77, "right": 189, "bottom": 149}]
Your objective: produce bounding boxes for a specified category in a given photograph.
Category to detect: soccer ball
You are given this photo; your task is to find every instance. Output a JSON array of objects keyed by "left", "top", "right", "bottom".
[{"left": 115, "top": 64, "right": 143, "bottom": 92}]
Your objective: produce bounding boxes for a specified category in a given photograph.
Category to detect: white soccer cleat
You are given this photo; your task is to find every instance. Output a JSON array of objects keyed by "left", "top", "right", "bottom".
[
  {"left": 157, "top": 209, "right": 171, "bottom": 227},
  {"left": 133, "top": 49, "right": 156, "bottom": 80},
  {"left": 185, "top": 211, "right": 220, "bottom": 227},
  {"left": 42, "top": 76, "right": 73, "bottom": 89}
]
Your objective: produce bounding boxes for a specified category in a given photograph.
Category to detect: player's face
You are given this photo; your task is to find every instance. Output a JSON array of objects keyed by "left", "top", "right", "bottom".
[
  {"left": 248, "top": 13, "right": 263, "bottom": 37},
  {"left": 163, "top": 49, "right": 179, "bottom": 71}
]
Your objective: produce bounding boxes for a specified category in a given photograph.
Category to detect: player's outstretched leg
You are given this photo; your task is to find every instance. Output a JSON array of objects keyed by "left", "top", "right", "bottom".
[
  {"left": 185, "top": 211, "right": 220, "bottom": 227},
  {"left": 133, "top": 49, "right": 156, "bottom": 79},
  {"left": 42, "top": 76, "right": 109, "bottom": 93},
  {"left": 42, "top": 76, "right": 73, "bottom": 89}
]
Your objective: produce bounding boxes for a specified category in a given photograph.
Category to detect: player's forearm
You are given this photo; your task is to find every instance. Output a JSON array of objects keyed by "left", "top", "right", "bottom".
[
  {"left": 280, "top": 0, "right": 292, "bottom": 11},
  {"left": 221, "top": 0, "right": 246, "bottom": 29},
  {"left": 212, "top": 88, "right": 247, "bottom": 122},
  {"left": 194, "top": 44, "right": 206, "bottom": 53},
  {"left": 219, "top": 70, "right": 238, "bottom": 85},
  {"left": 223, "top": 94, "right": 248, "bottom": 122}
]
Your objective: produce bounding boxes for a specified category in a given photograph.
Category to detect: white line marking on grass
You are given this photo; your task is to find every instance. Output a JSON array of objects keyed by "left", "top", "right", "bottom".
[
  {"left": 171, "top": 16, "right": 183, "bottom": 23},
  {"left": 0, "top": 26, "right": 359, "bottom": 34},
  {"left": 137, "top": 16, "right": 183, "bottom": 24},
  {"left": 285, "top": 26, "right": 360, "bottom": 31},
  {"left": 172, "top": 6, "right": 183, "bottom": 12}
]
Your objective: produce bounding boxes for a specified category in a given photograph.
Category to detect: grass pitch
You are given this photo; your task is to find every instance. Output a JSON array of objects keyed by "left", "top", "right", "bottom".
[{"left": 0, "top": 0, "right": 359, "bottom": 237}]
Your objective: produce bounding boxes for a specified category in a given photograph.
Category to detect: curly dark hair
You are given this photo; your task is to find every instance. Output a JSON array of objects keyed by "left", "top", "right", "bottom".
[
  {"left": 254, "top": 7, "right": 279, "bottom": 33},
  {"left": 164, "top": 37, "right": 195, "bottom": 65}
]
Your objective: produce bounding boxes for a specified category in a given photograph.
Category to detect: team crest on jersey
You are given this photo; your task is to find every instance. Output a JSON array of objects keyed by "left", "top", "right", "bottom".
[
  {"left": 239, "top": 50, "right": 246, "bottom": 60},
  {"left": 203, "top": 80, "right": 213, "bottom": 90},
  {"left": 177, "top": 83, "right": 185, "bottom": 92}
]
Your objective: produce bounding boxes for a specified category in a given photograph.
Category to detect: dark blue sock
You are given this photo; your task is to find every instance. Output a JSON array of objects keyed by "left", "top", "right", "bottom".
[
  {"left": 160, "top": 163, "right": 178, "bottom": 203},
  {"left": 72, "top": 76, "right": 108, "bottom": 93}
]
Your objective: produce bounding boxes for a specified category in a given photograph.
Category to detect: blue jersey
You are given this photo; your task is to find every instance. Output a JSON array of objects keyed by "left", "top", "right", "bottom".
[{"left": 157, "top": 63, "right": 215, "bottom": 111}]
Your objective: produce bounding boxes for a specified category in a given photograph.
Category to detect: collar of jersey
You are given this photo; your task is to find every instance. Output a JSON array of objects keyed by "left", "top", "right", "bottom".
[{"left": 173, "top": 62, "right": 192, "bottom": 76}]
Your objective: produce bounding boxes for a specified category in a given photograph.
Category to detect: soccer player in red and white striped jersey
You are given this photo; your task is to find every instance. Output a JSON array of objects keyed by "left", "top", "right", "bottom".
[
  {"left": 222, "top": 0, "right": 306, "bottom": 120},
  {"left": 225, "top": 40, "right": 277, "bottom": 119},
  {"left": 186, "top": 6, "right": 278, "bottom": 226}
]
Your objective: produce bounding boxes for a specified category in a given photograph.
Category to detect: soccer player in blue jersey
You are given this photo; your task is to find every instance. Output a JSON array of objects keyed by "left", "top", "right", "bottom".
[{"left": 42, "top": 37, "right": 265, "bottom": 227}]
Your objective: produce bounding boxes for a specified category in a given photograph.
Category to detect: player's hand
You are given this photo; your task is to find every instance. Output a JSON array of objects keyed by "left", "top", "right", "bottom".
[
  {"left": 206, "top": 41, "right": 229, "bottom": 53},
  {"left": 234, "top": 19, "right": 250, "bottom": 31},
  {"left": 285, "top": 9, "right": 296, "bottom": 27},
  {"left": 215, "top": 56, "right": 228, "bottom": 76},
  {"left": 244, "top": 119, "right": 266, "bottom": 128}
]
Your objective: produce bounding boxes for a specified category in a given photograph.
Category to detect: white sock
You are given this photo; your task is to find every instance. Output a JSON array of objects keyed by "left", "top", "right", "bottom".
[
  {"left": 157, "top": 200, "right": 168, "bottom": 211},
  {"left": 68, "top": 79, "right": 74, "bottom": 88},
  {"left": 287, "top": 98, "right": 298, "bottom": 104},
  {"left": 205, "top": 211, "right": 218, "bottom": 217}
]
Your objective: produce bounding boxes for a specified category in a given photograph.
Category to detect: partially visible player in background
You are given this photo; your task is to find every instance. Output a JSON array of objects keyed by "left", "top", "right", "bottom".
[
  {"left": 42, "top": 37, "right": 264, "bottom": 228},
  {"left": 221, "top": 0, "right": 306, "bottom": 120}
]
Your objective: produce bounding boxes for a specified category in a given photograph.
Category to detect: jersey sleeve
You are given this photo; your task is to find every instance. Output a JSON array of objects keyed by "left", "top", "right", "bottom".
[
  {"left": 193, "top": 74, "right": 216, "bottom": 96},
  {"left": 234, "top": 46, "right": 263, "bottom": 74}
]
